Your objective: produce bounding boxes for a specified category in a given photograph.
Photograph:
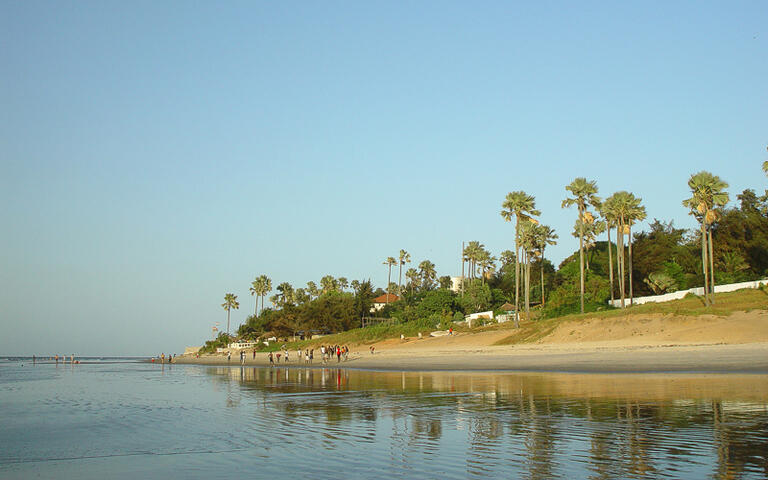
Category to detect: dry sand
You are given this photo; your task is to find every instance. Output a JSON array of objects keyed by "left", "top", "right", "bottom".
[{"left": 175, "top": 310, "right": 768, "bottom": 373}]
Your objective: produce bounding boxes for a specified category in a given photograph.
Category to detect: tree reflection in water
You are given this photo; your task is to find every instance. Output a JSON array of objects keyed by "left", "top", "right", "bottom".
[{"left": 204, "top": 367, "right": 768, "bottom": 479}]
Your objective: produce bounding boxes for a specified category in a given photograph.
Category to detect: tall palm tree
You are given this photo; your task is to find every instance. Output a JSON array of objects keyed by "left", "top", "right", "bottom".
[
  {"left": 599, "top": 201, "right": 617, "bottom": 303},
  {"left": 320, "top": 275, "right": 336, "bottom": 294},
  {"left": 518, "top": 222, "right": 538, "bottom": 321},
  {"left": 256, "top": 275, "right": 271, "bottom": 314},
  {"left": 306, "top": 281, "right": 319, "bottom": 300},
  {"left": 462, "top": 241, "right": 484, "bottom": 280},
  {"left": 337, "top": 277, "right": 349, "bottom": 292},
  {"left": 535, "top": 224, "right": 558, "bottom": 306},
  {"left": 405, "top": 268, "right": 420, "bottom": 295},
  {"left": 249, "top": 278, "right": 259, "bottom": 316},
  {"left": 626, "top": 202, "right": 647, "bottom": 305},
  {"left": 276, "top": 282, "right": 294, "bottom": 307},
  {"left": 418, "top": 260, "right": 437, "bottom": 290},
  {"left": 502, "top": 191, "right": 541, "bottom": 317},
  {"left": 683, "top": 171, "right": 729, "bottom": 305},
  {"left": 398, "top": 249, "right": 411, "bottom": 296},
  {"left": 604, "top": 191, "right": 643, "bottom": 308},
  {"left": 383, "top": 257, "right": 397, "bottom": 303},
  {"left": 221, "top": 293, "right": 239, "bottom": 336},
  {"left": 561, "top": 178, "right": 600, "bottom": 313},
  {"left": 350, "top": 279, "right": 361, "bottom": 294}
]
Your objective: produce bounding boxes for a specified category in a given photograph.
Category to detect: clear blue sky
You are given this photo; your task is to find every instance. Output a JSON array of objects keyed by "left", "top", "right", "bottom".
[{"left": 1, "top": 1, "right": 766, "bottom": 356}]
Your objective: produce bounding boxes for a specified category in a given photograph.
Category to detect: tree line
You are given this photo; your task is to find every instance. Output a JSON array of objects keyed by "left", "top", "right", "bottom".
[{"left": 207, "top": 162, "right": 768, "bottom": 349}]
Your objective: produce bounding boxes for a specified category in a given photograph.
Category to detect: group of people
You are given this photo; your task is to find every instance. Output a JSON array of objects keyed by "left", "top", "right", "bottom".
[
  {"left": 152, "top": 353, "right": 174, "bottom": 364},
  {"left": 266, "top": 345, "right": 350, "bottom": 366}
]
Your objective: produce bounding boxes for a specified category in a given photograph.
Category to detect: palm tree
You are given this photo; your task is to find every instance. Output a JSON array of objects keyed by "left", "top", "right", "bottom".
[
  {"left": 626, "top": 202, "right": 647, "bottom": 305},
  {"left": 572, "top": 218, "right": 606, "bottom": 270},
  {"left": 534, "top": 224, "right": 558, "bottom": 306},
  {"left": 501, "top": 191, "right": 541, "bottom": 317},
  {"left": 405, "top": 267, "right": 420, "bottom": 295},
  {"left": 306, "top": 281, "right": 319, "bottom": 300},
  {"left": 599, "top": 201, "right": 617, "bottom": 303},
  {"left": 683, "top": 171, "right": 729, "bottom": 305},
  {"left": 561, "top": 178, "right": 600, "bottom": 313},
  {"left": 418, "top": 260, "right": 437, "bottom": 290},
  {"left": 462, "top": 241, "right": 484, "bottom": 280},
  {"left": 398, "top": 249, "right": 411, "bottom": 296},
  {"left": 518, "top": 222, "right": 538, "bottom": 321},
  {"left": 221, "top": 293, "right": 239, "bottom": 336},
  {"left": 255, "top": 275, "right": 271, "bottom": 314},
  {"left": 249, "top": 278, "right": 259, "bottom": 315},
  {"left": 350, "top": 279, "right": 361, "bottom": 294},
  {"left": 477, "top": 250, "right": 497, "bottom": 285},
  {"left": 320, "top": 275, "right": 336, "bottom": 294},
  {"left": 337, "top": 277, "right": 349, "bottom": 292},
  {"left": 605, "top": 191, "right": 643, "bottom": 308},
  {"left": 383, "top": 257, "right": 397, "bottom": 303},
  {"left": 276, "top": 282, "right": 294, "bottom": 307}
]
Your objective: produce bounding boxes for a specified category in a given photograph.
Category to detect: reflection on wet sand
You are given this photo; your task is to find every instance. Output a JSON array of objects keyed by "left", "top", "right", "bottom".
[{"left": 205, "top": 367, "right": 768, "bottom": 479}]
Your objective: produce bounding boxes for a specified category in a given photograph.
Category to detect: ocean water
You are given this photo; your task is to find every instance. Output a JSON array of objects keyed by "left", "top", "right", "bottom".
[{"left": 1, "top": 358, "right": 767, "bottom": 479}]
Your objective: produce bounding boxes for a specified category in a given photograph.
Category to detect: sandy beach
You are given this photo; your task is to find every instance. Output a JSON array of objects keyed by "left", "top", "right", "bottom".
[{"left": 174, "top": 310, "right": 768, "bottom": 373}]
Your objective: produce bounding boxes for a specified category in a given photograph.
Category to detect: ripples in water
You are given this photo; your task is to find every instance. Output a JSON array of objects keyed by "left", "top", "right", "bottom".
[{"left": 1, "top": 363, "right": 767, "bottom": 479}]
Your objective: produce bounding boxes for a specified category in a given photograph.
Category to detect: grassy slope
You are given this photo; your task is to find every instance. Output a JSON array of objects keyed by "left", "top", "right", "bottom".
[{"left": 492, "top": 287, "right": 768, "bottom": 345}]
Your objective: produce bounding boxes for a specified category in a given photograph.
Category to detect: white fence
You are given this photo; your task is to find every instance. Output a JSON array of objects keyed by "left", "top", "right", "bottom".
[{"left": 608, "top": 279, "right": 768, "bottom": 308}]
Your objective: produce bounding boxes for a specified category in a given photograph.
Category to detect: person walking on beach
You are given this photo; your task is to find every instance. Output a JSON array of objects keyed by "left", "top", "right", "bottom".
[
  {"left": 161, "top": 353, "right": 165, "bottom": 364},
  {"left": 240, "top": 350, "right": 245, "bottom": 365},
  {"left": 227, "top": 351, "right": 231, "bottom": 363},
  {"left": 336, "top": 346, "right": 341, "bottom": 363},
  {"left": 268, "top": 352, "right": 274, "bottom": 366}
]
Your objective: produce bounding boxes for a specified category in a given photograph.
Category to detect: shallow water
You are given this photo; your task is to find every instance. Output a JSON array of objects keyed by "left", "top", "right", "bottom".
[{"left": 1, "top": 360, "right": 767, "bottom": 479}]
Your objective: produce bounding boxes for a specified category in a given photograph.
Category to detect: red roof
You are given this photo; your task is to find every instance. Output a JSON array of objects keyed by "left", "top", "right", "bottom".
[{"left": 373, "top": 293, "right": 400, "bottom": 303}]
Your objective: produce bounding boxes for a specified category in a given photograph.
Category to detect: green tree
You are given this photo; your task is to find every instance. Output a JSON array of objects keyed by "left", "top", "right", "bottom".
[
  {"left": 405, "top": 267, "right": 420, "bottom": 295},
  {"left": 383, "top": 257, "right": 397, "bottom": 303},
  {"left": 221, "top": 292, "right": 239, "bottom": 336},
  {"left": 337, "top": 277, "right": 349, "bottom": 292},
  {"left": 256, "top": 275, "right": 271, "bottom": 314},
  {"left": 604, "top": 191, "right": 644, "bottom": 308},
  {"left": 306, "top": 281, "right": 319, "bottom": 299},
  {"left": 276, "top": 282, "right": 294, "bottom": 307},
  {"left": 562, "top": 178, "right": 600, "bottom": 314},
  {"left": 501, "top": 191, "right": 541, "bottom": 317},
  {"left": 683, "top": 171, "right": 729, "bottom": 305},
  {"left": 534, "top": 224, "right": 558, "bottom": 306},
  {"left": 462, "top": 241, "right": 485, "bottom": 280},
  {"left": 320, "top": 275, "right": 337, "bottom": 294},
  {"left": 249, "top": 278, "right": 260, "bottom": 316},
  {"left": 398, "top": 249, "right": 411, "bottom": 296},
  {"left": 419, "top": 260, "right": 437, "bottom": 290}
]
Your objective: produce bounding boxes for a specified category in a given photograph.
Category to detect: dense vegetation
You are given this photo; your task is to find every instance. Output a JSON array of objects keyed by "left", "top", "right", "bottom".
[{"left": 202, "top": 167, "right": 768, "bottom": 351}]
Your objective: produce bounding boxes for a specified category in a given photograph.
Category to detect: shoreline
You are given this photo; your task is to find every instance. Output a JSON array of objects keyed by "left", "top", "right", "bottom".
[{"left": 173, "top": 342, "right": 768, "bottom": 374}]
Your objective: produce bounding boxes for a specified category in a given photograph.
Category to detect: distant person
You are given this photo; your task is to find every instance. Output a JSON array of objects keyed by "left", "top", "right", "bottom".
[
  {"left": 227, "top": 351, "right": 231, "bottom": 363},
  {"left": 55, "top": 354, "right": 59, "bottom": 364},
  {"left": 276, "top": 352, "right": 281, "bottom": 363},
  {"left": 252, "top": 350, "right": 256, "bottom": 360},
  {"left": 161, "top": 353, "right": 165, "bottom": 364},
  {"left": 70, "top": 354, "right": 74, "bottom": 364},
  {"left": 336, "top": 346, "right": 341, "bottom": 363},
  {"left": 370, "top": 346, "right": 375, "bottom": 355},
  {"left": 449, "top": 327, "right": 453, "bottom": 336},
  {"left": 268, "top": 352, "right": 274, "bottom": 366},
  {"left": 32, "top": 355, "right": 36, "bottom": 364},
  {"left": 240, "top": 350, "right": 245, "bottom": 365},
  {"left": 309, "top": 349, "right": 314, "bottom": 364}
]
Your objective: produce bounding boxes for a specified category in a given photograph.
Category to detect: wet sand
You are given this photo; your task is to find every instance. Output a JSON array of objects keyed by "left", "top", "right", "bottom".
[{"left": 173, "top": 342, "right": 768, "bottom": 373}]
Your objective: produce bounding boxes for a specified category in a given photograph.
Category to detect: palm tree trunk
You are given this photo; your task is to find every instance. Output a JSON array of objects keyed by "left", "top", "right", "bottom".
[
  {"left": 540, "top": 254, "right": 545, "bottom": 306},
  {"left": 398, "top": 263, "right": 403, "bottom": 297},
  {"left": 708, "top": 228, "right": 716, "bottom": 305},
  {"left": 579, "top": 209, "right": 585, "bottom": 314},
  {"left": 226, "top": 309, "right": 230, "bottom": 336},
  {"left": 261, "top": 294, "right": 265, "bottom": 314},
  {"left": 628, "top": 226, "right": 634, "bottom": 306},
  {"left": 254, "top": 296, "right": 258, "bottom": 316},
  {"left": 525, "top": 254, "right": 531, "bottom": 321},
  {"left": 515, "top": 219, "right": 520, "bottom": 317},
  {"left": 386, "top": 266, "right": 392, "bottom": 304},
  {"left": 701, "top": 225, "right": 710, "bottom": 306},
  {"left": 619, "top": 218, "right": 625, "bottom": 309},
  {"left": 607, "top": 225, "right": 614, "bottom": 303}
]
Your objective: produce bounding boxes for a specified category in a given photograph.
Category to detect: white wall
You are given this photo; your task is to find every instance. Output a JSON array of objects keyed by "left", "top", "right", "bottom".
[{"left": 608, "top": 279, "right": 768, "bottom": 308}]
